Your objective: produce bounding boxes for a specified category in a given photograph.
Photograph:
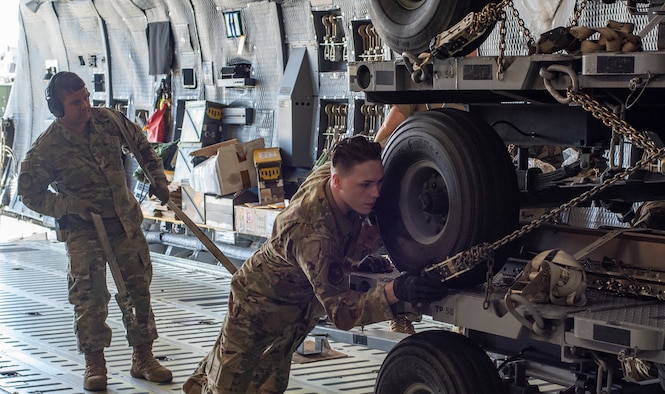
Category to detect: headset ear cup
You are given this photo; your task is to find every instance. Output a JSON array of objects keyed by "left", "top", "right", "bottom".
[
  {"left": 47, "top": 96, "right": 64, "bottom": 118},
  {"left": 46, "top": 73, "right": 64, "bottom": 117}
]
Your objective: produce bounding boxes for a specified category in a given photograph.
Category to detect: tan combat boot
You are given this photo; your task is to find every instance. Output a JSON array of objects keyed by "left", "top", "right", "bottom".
[
  {"left": 83, "top": 350, "right": 107, "bottom": 391},
  {"left": 130, "top": 342, "right": 173, "bottom": 383}
]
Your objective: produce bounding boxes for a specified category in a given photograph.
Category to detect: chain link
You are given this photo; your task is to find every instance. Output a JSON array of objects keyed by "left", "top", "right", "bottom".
[
  {"left": 570, "top": 0, "right": 589, "bottom": 27},
  {"left": 567, "top": 90, "right": 658, "bottom": 154},
  {"left": 413, "top": 1, "right": 510, "bottom": 75},
  {"left": 476, "top": 1, "right": 510, "bottom": 80},
  {"left": 407, "top": 0, "right": 659, "bottom": 307},
  {"left": 425, "top": 87, "right": 665, "bottom": 309},
  {"left": 497, "top": 11, "right": 508, "bottom": 81},
  {"left": 427, "top": 148, "right": 665, "bottom": 307},
  {"left": 480, "top": 0, "right": 537, "bottom": 79},
  {"left": 475, "top": 1, "right": 509, "bottom": 29},
  {"left": 413, "top": 0, "right": 582, "bottom": 74},
  {"left": 506, "top": 1, "right": 536, "bottom": 50},
  {"left": 410, "top": 0, "right": 539, "bottom": 79}
]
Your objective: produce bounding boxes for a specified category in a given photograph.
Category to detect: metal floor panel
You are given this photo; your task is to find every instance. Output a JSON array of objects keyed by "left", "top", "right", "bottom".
[{"left": 0, "top": 239, "right": 392, "bottom": 394}]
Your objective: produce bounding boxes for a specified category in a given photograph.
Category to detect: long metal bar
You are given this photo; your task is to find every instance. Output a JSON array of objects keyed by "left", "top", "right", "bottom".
[
  {"left": 119, "top": 127, "right": 238, "bottom": 275},
  {"left": 167, "top": 199, "right": 238, "bottom": 274},
  {"left": 91, "top": 212, "right": 136, "bottom": 324},
  {"left": 638, "top": 2, "right": 665, "bottom": 37}
]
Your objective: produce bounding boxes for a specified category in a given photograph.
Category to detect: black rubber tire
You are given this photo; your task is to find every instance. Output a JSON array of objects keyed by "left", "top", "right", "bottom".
[
  {"left": 368, "top": 0, "right": 494, "bottom": 55},
  {"left": 376, "top": 109, "right": 519, "bottom": 286},
  {"left": 375, "top": 330, "right": 507, "bottom": 394}
]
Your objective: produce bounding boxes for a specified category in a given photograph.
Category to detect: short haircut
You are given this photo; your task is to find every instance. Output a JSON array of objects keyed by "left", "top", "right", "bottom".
[
  {"left": 331, "top": 135, "right": 382, "bottom": 175},
  {"left": 50, "top": 72, "right": 86, "bottom": 103}
]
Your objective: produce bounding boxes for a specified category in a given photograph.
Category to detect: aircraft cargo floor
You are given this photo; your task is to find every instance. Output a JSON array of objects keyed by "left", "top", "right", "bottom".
[
  {"left": 0, "top": 237, "right": 412, "bottom": 394},
  {"left": 1, "top": 236, "right": 569, "bottom": 394}
]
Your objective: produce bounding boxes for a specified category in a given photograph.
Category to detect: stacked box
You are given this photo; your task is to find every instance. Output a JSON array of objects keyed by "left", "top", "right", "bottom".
[
  {"left": 190, "top": 138, "right": 265, "bottom": 196},
  {"left": 253, "top": 147, "right": 284, "bottom": 204},
  {"left": 180, "top": 182, "right": 205, "bottom": 224},
  {"left": 173, "top": 141, "right": 203, "bottom": 183},
  {"left": 180, "top": 100, "right": 225, "bottom": 146},
  {"left": 204, "top": 190, "right": 257, "bottom": 231},
  {"left": 234, "top": 205, "right": 282, "bottom": 238},
  {"left": 204, "top": 195, "right": 234, "bottom": 231}
]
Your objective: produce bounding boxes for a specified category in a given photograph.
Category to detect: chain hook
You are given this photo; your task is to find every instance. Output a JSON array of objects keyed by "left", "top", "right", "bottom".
[
  {"left": 402, "top": 51, "right": 431, "bottom": 83},
  {"left": 540, "top": 64, "right": 579, "bottom": 104}
]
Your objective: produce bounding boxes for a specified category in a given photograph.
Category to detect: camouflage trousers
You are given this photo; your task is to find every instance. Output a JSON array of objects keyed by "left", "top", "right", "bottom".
[
  {"left": 184, "top": 283, "right": 324, "bottom": 394},
  {"left": 64, "top": 218, "right": 158, "bottom": 353}
]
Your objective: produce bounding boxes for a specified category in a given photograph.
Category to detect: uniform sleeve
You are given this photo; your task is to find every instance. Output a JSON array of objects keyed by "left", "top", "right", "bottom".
[
  {"left": 296, "top": 232, "right": 395, "bottom": 331},
  {"left": 111, "top": 109, "right": 167, "bottom": 183},
  {"left": 17, "top": 149, "right": 79, "bottom": 218}
]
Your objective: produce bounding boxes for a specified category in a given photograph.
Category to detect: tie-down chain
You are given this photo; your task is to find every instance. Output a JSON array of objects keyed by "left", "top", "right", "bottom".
[{"left": 423, "top": 64, "right": 665, "bottom": 310}]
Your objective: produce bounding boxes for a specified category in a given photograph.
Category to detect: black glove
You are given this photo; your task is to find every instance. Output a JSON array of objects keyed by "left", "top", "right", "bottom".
[
  {"left": 355, "top": 254, "right": 394, "bottom": 273},
  {"left": 77, "top": 200, "right": 101, "bottom": 221},
  {"left": 149, "top": 180, "right": 170, "bottom": 205},
  {"left": 393, "top": 272, "right": 448, "bottom": 305}
]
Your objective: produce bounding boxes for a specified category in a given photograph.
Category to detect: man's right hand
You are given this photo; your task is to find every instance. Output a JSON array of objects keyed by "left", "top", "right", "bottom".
[
  {"left": 77, "top": 200, "right": 101, "bottom": 221},
  {"left": 392, "top": 272, "right": 448, "bottom": 305},
  {"left": 149, "top": 180, "right": 170, "bottom": 206}
]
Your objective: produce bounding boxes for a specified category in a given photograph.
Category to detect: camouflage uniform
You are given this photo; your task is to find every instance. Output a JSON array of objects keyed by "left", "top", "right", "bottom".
[
  {"left": 18, "top": 107, "right": 167, "bottom": 353},
  {"left": 632, "top": 200, "right": 665, "bottom": 230},
  {"left": 185, "top": 162, "right": 395, "bottom": 394}
]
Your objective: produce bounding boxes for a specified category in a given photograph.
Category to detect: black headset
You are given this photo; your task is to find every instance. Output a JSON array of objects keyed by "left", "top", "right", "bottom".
[{"left": 45, "top": 72, "right": 65, "bottom": 117}]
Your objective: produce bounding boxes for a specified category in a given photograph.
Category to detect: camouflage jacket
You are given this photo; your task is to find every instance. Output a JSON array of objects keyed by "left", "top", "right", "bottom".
[
  {"left": 18, "top": 107, "right": 166, "bottom": 236},
  {"left": 235, "top": 162, "right": 395, "bottom": 330}
]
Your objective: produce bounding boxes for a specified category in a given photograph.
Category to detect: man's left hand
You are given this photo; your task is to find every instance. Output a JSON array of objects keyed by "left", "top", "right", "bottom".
[
  {"left": 355, "top": 254, "right": 394, "bottom": 273},
  {"left": 149, "top": 180, "right": 170, "bottom": 205}
]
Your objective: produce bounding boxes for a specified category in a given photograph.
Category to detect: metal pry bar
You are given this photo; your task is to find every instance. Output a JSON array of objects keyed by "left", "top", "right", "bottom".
[
  {"left": 91, "top": 212, "right": 136, "bottom": 325},
  {"left": 116, "top": 123, "right": 238, "bottom": 275}
]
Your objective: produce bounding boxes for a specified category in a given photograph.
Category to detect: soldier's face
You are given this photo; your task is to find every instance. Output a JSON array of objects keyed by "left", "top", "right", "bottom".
[
  {"left": 333, "top": 159, "right": 383, "bottom": 215},
  {"left": 60, "top": 87, "right": 91, "bottom": 129}
]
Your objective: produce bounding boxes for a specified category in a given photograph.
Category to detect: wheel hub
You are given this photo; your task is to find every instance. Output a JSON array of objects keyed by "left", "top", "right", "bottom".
[
  {"left": 417, "top": 180, "right": 448, "bottom": 214},
  {"left": 403, "top": 382, "right": 437, "bottom": 394},
  {"left": 399, "top": 160, "right": 449, "bottom": 245},
  {"left": 396, "top": 0, "right": 426, "bottom": 11}
]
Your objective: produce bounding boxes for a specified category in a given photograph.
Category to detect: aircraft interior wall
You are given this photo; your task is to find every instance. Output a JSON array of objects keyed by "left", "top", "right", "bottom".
[
  {"left": 4, "top": 0, "right": 373, "bottom": 220},
  {"left": 3, "top": 0, "right": 650, "bottom": 222}
]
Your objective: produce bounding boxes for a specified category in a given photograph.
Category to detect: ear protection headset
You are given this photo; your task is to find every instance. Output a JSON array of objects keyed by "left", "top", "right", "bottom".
[{"left": 45, "top": 72, "right": 65, "bottom": 117}]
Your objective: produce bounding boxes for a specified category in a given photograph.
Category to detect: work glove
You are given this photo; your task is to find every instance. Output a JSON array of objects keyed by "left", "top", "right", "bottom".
[
  {"left": 355, "top": 254, "right": 394, "bottom": 273},
  {"left": 393, "top": 272, "right": 448, "bottom": 305},
  {"left": 77, "top": 199, "right": 101, "bottom": 221},
  {"left": 149, "top": 180, "right": 170, "bottom": 205}
]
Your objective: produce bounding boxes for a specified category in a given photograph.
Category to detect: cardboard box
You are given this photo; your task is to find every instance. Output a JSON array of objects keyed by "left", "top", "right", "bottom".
[
  {"left": 204, "top": 190, "right": 257, "bottom": 231},
  {"left": 190, "top": 138, "right": 238, "bottom": 158},
  {"left": 234, "top": 205, "right": 282, "bottom": 238},
  {"left": 180, "top": 100, "right": 226, "bottom": 145},
  {"left": 190, "top": 138, "right": 265, "bottom": 196},
  {"left": 204, "top": 194, "right": 234, "bottom": 231},
  {"left": 181, "top": 183, "right": 205, "bottom": 224},
  {"left": 253, "top": 147, "right": 285, "bottom": 204},
  {"left": 173, "top": 141, "right": 202, "bottom": 183}
]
